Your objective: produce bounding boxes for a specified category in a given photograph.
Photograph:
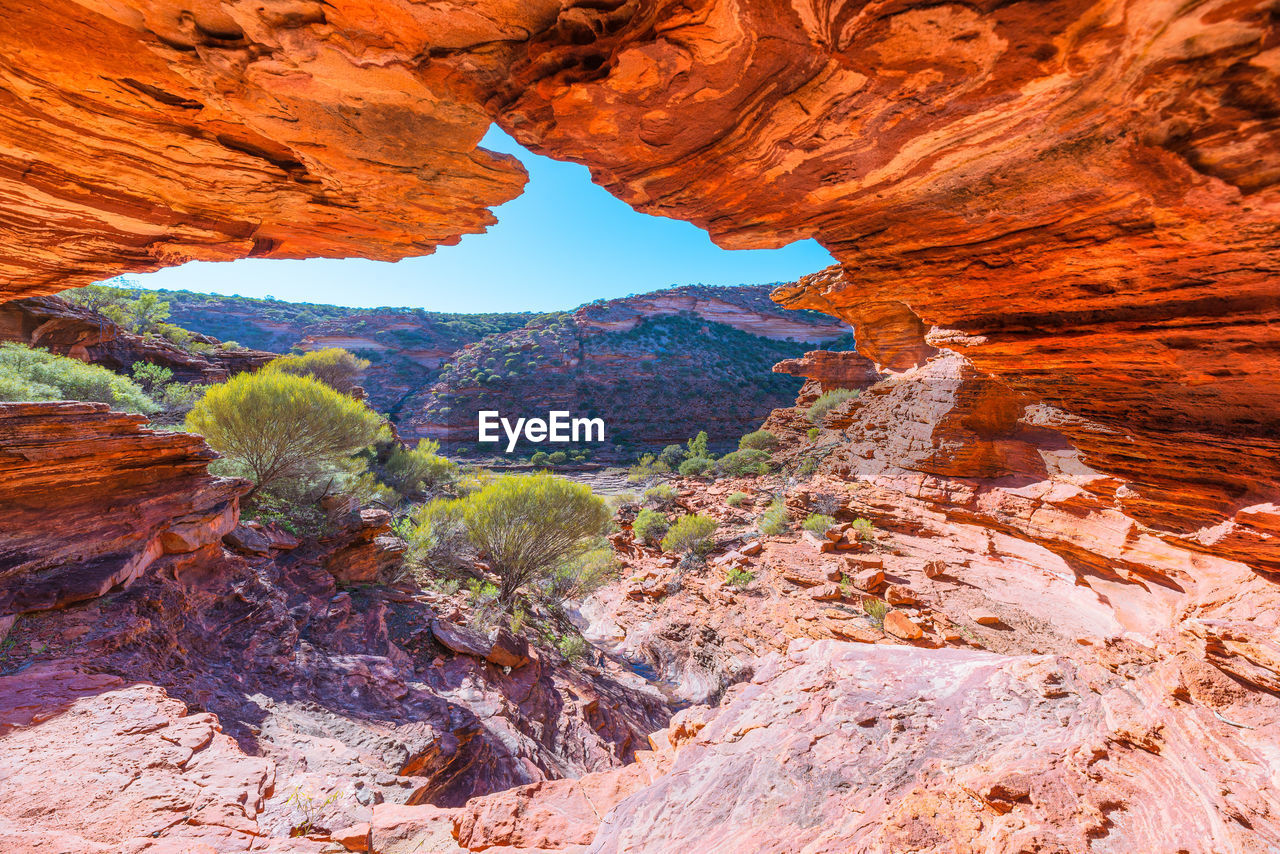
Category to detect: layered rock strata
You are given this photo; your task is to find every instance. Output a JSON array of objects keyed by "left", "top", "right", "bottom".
[{"left": 0, "top": 295, "right": 274, "bottom": 382}]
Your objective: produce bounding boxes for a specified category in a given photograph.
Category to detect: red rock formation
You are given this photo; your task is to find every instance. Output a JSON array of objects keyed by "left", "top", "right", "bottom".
[
  {"left": 772, "top": 346, "right": 882, "bottom": 406},
  {"left": 0, "top": 402, "right": 669, "bottom": 848},
  {"left": 0, "top": 0, "right": 1274, "bottom": 544},
  {"left": 0, "top": 401, "right": 243, "bottom": 615},
  {"left": 0, "top": 295, "right": 274, "bottom": 382}
]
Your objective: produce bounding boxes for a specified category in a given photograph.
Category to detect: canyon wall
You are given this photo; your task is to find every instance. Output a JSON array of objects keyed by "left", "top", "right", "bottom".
[{"left": 1, "top": 0, "right": 1275, "bottom": 543}]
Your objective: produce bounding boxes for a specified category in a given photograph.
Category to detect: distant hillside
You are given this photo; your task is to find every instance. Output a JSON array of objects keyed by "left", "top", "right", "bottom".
[
  {"left": 159, "top": 290, "right": 533, "bottom": 418},
  {"left": 161, "top": 284, "right": 853, "bottom": 458},
  {"left": 404, "top": 285, "right": 853, "bottom": 456}
]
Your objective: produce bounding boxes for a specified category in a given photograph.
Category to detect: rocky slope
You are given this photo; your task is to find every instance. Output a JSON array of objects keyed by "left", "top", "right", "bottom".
[
  {"left": 407, "top": 285, "right": 851, "bottom": 453},
  {"left": 0, "top": 296, "right": 274, "bottom": 383},
  {"left": 366, "top": 343, "right": 1280, "bottom": 853},
  {"left": 0, "top": 401, "right": 668, "bottom": 851}
]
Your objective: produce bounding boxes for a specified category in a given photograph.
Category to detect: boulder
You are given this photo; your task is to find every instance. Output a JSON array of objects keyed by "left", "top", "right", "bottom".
[
  {"left": 486, "top": 627, "right": 532, "bottom": 669},
  {"left": 883, "top": 610, "right": 924, "bottom": 640}
]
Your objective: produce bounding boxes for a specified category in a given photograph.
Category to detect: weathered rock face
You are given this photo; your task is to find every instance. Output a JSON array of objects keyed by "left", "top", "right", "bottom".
[
  {"left": 0, "top": 403, "right": 669, "bottom": 849},
  {"left": 772, "top": 346, "right": 882, "bottom": 406},
  {"left": 1, "top": 0, "right": 1275, "bottom": 541},
  {"left": 0, "top": 401, "right": 243, "bottom": 615},
  {"left": 0, "top": 295, "right": 274, "bottom": 382}
]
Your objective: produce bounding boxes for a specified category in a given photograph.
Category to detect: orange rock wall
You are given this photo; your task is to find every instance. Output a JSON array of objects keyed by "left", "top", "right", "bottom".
[{"left": 0, "top": 0, "right": 1276, "bottom": 548}]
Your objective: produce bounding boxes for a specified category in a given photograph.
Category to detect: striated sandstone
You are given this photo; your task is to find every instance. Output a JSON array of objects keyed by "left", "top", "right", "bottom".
[
  {"left": 0, "top": 401, "right": 243, "bottom": 615},
  {"left": 0, "top": 295, "right": 274, "bottom": 382}
]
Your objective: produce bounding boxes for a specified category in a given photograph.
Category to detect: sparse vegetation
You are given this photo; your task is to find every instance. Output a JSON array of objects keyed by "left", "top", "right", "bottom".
[
  {"left": 661, "top": 514, "right": 717, "bottom": 556},
  {"left": 0, "top": 342, "right": 157, "bottom": 413},
  {"left": 807, "top": 388, "right": 859, "bottom": 424},
  {"left": 643, "top": 483, "right": 677, "bottom": 507},
  {"left": 757, "top": 498, "right": 790, "bottom": 536},
  {"left": 863, "top": 597, "right": 887, "bottom": 629},
  {"left": 632, "top": 508, "right": 671, "bottom": 546},
  {"left": 738, "top": 429, "right": 778, "bottom": 451},
  {"left": 850, "top": 517, "right": 876, "bottom": 542},
  {"left": 807, "top": 427, "right": 820, "bottom": 442},
  {"left": 802, "top": 513, "right": 836, "bottom": 534},
  {"left": 725, "top": 567, "right": 754, "bottom": 588},
  {"left": 726, "top": 491, "right": 749, "bottom": 508},
  {"left": 712, "top": 448, "right": 770, "bottom": 477}
]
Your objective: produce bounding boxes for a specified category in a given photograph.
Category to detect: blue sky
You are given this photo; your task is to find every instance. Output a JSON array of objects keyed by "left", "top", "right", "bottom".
[{"left": 131, "top": 127, "right": 834, "bottom": 313}]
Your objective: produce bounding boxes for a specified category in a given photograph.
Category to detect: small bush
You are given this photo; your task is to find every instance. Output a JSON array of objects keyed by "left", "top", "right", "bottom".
[
  {"left": 802, "top": 513, "right": 836, "bottom": 534},
  {"left": 678, "top": 457, "right": 712, "bottom": 477},
  {"left": 185, "top": 370, "right": 384, "bottom": 496},
  {"left": 643, "top": 483, "right": 677, "bottom": 507},
  {"left": 726, "top": 491, "right": 749, "bottom": 508},
  {"left": 385, "top": 439, "right": 457, "bottom": 497},
  {"left": 757, "top": 499, "right": 790, "bottom": 536},
  {"left": 435, "top": 473, "right": 610, "bottom": 610},
  {"left": 797, "top": 457, "right": 819, "bottom": 477},
  {"left": 738, "top": 429, "right": 778, "bottom": 451},
  {"left": 864, "top": 597, "right": 887, "bottom": 629},
  {"left": 130, "top": 362, "right": 173, "bottom": 393},
  {"left": 632, "top": 508, "right": 670, "bottom": 546},
  {"left": 850, "top": 518, "right": 876, "bottom": 542},
  {"left": 0, "top": 343, "right": 157, "bottom": 413},
  {"left": 725, "top": 567, "right": 754, "bottom": 588},
  {"left": 657, "top": 444, "right": 685, "bottom": 469},
  {"left": 661, "top": 514, "right": 717, "bottom": 556},
  {"left": 265, "top": 348, "right": 369, "bottom": 394},
  {"left": 686, "top": 430, "right": 710, "bottom": 459},
  {"left": 807, "top": 427, "right": 819, "bottom": 442},
  {"left": 530, "top": 450, "right": 549, "bottom": 466},
  {"left": 556, "top": 632, "right": 591, "bottom": 662},
  {"left": 713, "top": 449, "right": 770, "bottom": 477},
  {"left": 807, "top": 388, "right": 859, "bottom": 424},
  {"left": 547, "top": 451, "right": 568, "bottom": 465}
]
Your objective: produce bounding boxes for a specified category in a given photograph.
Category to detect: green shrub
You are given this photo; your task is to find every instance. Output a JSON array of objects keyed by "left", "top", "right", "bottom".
[
  {"left": 556, "top": 632, "right": 591, "bottom": 662},
  {"left": 530, "top": 450, "right": 549, "bottom": 466},
  {"left": 661, "top": 514, "right": 717, "bottom": 556},
  {"left": 807, "top": 388, "right": 859, "bottom": 424},
  {"left": 686, "top": 430, "right": 709, "bottom": 459},
  {"left": 643, "top": 483, "right": 677, "bottom": 507},
  {"left": 385, "top": 439, "right": 457, "bottom": 497},
  {"left": 802, "top": 513, "right": 836, "bottom": 534},
  {"left": 547, "top": 451, "right": 568, "bottom": 465},
  {"left": 657, "top": 444, "right": 685, "bottom": 469},
  {"left": 850, "top": 517, "right": 875, "bottom": 542},
  {"left": 807, "top": 427, "right": 819, "bottom": 442},
  {"left": 423, "top": 473, "right": 609, "bottom": 610},
  {"left": 678, "top": 457, "right": 712, "bottom": 477},
  {"left": 713, "top": 449, "right": 770, "bottom": 477},
  {"left": 130, "top": 362, "right": 173, "bottom": 393},
  {"left": 738, "top": 429, "right": 778, "bottom": 451},
  {"left": 265, "top": 348, "right": 370, "bottom": 394},
  {"left": 725, "top": 567, "right": 754, "bottom": 589},
  {"left": 632, "top": 508, "right": 670, "bottom": 546},
  {"left": 544, "top": 541, "right": 617, "bottom": 601},
  {"left": 0, "top": 343, "right": 157, "bottom": 413},
  {"left": 185, "top": 370, "right": 384, "bottom": 496},
  {"left": 726, "top": 491, "right": 749, "bottom": 508},
  {"left": 757, "top": 499, "right": 790, "bottom": 536},
  {"left": 864, "top": 597, "right": 887, "bottom": 629},
  {"left": 797, "top": 457, "right": 819, "bottom": 477},
  {"left": 406, "top": 497, "right": 472, "bottom": 571}
]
